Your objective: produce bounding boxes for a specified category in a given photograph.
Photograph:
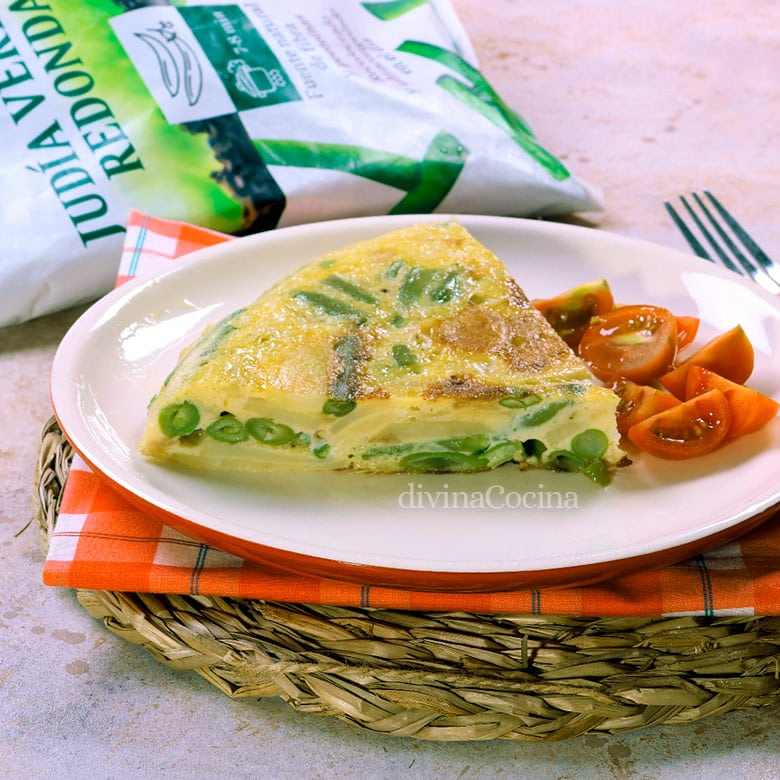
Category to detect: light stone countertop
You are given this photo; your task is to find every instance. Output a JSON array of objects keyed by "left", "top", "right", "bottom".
[{"left": 3, "top": 1, "right": 780, "bottom": 777}]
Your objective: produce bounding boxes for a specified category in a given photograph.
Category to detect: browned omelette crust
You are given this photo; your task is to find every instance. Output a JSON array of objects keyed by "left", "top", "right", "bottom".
[{"left": 170, "top": 221, "right": 591, "bottom": 405}]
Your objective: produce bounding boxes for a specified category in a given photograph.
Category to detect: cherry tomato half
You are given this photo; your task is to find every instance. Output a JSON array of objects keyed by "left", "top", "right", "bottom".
[
  {"left": 627, "top": 389, "right": 731, "bottom": 459},
  {"left": 685, "top": 365, "right": 779, "bottom": 438},
  {"left": 533, "top": 279, "right": 614, "bottom": 349},
  {"left": 660, "top": 324, "right": 755, "bottom": 398},
  {"left": 578, "top": 305, "right": 678, "bottom": 384},
  {"left": 675, "top": 316, "right": 700, "bottom": 351},
  {"left": 612, "top": 379, "right": 681, "bottom": 436}
]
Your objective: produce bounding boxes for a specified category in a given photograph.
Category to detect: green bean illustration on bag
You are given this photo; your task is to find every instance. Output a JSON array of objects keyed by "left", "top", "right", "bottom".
[
  {"left": 134, "top": 20, "right": 204, "bottom": 106},
  {"left": 397, "top": 40, "right": 571, "bottom": 181},
  {"left": 253, "top": 130, "right": 468, "bottom": 215},
  {"left": 0, "top": 0, "right": 600, "bottom": 328}
]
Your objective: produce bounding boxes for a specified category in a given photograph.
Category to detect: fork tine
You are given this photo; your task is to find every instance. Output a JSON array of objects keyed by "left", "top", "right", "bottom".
[
  {"left": 663, "top": 200, "right": 712, "bottom": 262},
  {"left": 681, "top": 194, "right": 743, "bottom": 274},
  {"left": 666, "top": 193, "right": 780, "bottom": 294},
  {"left": 703, "top": 191, "right": 780, "bottom": 286}
]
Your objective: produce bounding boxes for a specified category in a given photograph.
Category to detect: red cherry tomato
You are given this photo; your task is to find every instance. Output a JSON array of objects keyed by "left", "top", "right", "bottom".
[
  {"left": 685, "top": 365, "right": 779, "bottom": 437},
  {"left": 627, "top": 389, "right": 731, "bottom": 459},
  {"left": 660, "top": 324, "right": 755, "bottom": 398},
  {"left": 533, "top": 279, "right": 614, "bottom": 349},
  {"left": 675, "top": 316, "right": 700, "bottom": 351},
  {"left": 613, "top": 379, "right": 681, "bottom": 436},
  {"left": 578, "top": 305, "right": 678, "bottom": 384}
]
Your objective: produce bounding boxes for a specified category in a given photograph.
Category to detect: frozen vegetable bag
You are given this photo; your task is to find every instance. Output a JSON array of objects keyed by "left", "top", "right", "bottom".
[{"left": 0, "top": 0, "right": 601, "bottom": 326}]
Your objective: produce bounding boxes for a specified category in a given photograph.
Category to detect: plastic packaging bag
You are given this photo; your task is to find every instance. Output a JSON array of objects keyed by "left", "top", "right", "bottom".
[{"left": 0, "top": 0, "right": 601, "bottom": 327}]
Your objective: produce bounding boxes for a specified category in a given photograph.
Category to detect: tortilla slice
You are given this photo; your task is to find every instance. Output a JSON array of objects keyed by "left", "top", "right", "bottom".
[{"left": 140, "top": 222, "right": 624, "bottom": 482}]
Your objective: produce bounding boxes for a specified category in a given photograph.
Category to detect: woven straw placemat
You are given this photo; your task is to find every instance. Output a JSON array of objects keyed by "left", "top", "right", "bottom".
[{"left": 34, "top": 419, "right": 780, "bottom": 742}]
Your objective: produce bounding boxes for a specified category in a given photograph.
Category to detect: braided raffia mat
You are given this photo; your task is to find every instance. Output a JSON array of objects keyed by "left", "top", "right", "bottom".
[{"left": 35, "top": 418, "right": 780, "bottom": 741}]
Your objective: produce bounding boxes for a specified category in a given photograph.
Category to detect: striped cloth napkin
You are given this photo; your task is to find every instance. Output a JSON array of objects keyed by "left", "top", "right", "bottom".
[{"left": 43, "top": 211, "right": 780, "bottom": 617}]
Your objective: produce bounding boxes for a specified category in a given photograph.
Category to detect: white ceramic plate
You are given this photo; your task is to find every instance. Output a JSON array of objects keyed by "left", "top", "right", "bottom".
[{"left": 50, "top": 215, "right": 780, "bottom": 590}]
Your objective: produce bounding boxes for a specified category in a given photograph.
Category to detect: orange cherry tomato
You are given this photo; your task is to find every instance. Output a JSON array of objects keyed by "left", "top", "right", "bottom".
[
  {"left": 612, "top": 380, "right": 681, "bottom": 436},
  {"left": 533, "top": 279, "right": 614, "bottom": 349},
  {"left": 578, "top": 304, "right": 678, "bottom": 384},
  {"left": 627, "top": 389, "right": 731, "bottom": 459},
  {"left": 660, "top": 324, "right": 755, "bottom": 398},
  {"left": 685, "top": 365, "right": 780, "bottom": 438},
  {"left": 675, "top": 316, "right": 700, "bottom": 351}
]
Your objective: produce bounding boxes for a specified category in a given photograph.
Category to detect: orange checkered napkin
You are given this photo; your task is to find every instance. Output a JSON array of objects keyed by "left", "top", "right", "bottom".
[{"left": 42, "top": 211, "right": 780, "bottom": 616}]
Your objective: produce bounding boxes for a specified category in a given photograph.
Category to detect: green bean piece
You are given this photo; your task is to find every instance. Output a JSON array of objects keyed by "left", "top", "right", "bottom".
[
  {"left": 385, "top": 259, "right": 405, "bottom": 278},
  {"left": 436, "top": 434, "right": 489, "bottom": 454},
  {"left": 521, "top": 439, "right": 547, "bottom": 459},
  {"left": 582, "top": 459, "right": 611, "bottom": 486},
  {"left": 178, "top": 429, "right": 204, "bottom": 447},
  {"left": 544, "top": 450, "right": 584, "bottom": 473},
  {"left": 499, "top": 394, "right": 542, "bottom": 409},
  {"left": 571, "top": 429, "right": 609, "bottom": 460},
  {"left": 482, "top": 441, "right": 519, "bottom": 468},
  {"left": 161, "top": 309, "right": 243, "bottom": 390},
  {"left": 400, "top": 451, "right": 489, "bottom": 472},
  {"left": 159, "top": 401, "right": 200, "bottom": 437},
  {"left": 323, "top": 275, "right": 378, "bottom": 305},
  {"left": 206, "top": 413, "right": 248, "bottom": 444},
  {"left": 328, "top": 333, "right": 362, "bottom": 401},
  {"left": 519, "top": 400, "right": 572, "bottom": 427},
  {"left": 429, "top": 270, "right": 459, "bottom": 303},
  {"left": 295, "top": 431, "right": 312, "bottom": 447},
  {"left": 398, "top": 267, "right": 439, "bottom": 306},
  {"left": 391, "top": 344, "right": 419, "bottom": 370},
  {"left": 561, "top": 382, "right": 587, "bottom": 396},
  {"left": 361, "top": 442, "right": 415, "bottom": 458},
  {"left": 293, "top": 290, "right": 365, "bottom": 318},
  {"left": 322, "top": 399, "right": 357, "bottom": 417},
  {"left": 246, "top": 417, "right": 296, "bottom": 446}
]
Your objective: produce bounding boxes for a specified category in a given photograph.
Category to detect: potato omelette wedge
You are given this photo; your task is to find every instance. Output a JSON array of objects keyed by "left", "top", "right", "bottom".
[{"left": 139, "top": 222, "right": 625, "bottom": 483}]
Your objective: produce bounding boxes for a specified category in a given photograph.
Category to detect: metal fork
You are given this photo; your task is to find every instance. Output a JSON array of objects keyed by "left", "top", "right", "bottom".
[{"left": 664, "top": 191, "right": 780, "bottom": 295}]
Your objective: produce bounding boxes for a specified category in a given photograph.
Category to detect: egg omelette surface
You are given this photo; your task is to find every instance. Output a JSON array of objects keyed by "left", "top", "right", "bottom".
[{"left": 139, "top": 222, "right": 625, "bottom": 483}]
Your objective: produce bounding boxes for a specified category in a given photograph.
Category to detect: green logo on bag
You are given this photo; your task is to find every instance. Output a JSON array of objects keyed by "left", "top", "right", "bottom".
[{"left": 180, "top": 5, "right": 301, "bottom": 111}]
